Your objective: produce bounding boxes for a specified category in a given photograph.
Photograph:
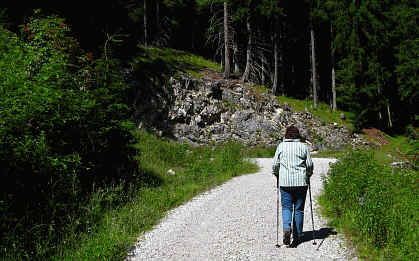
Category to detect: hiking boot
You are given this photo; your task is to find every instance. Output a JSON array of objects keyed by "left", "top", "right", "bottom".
[
  {"left": 283, "top": 229, "right": 291, "bottom": 246},
  {"left": 288, "top": 237, "right": 302, "bottom": 248}
]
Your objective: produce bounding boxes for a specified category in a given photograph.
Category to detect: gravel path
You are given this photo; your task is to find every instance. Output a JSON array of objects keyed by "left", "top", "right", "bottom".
[{"left": 126, "top": 158, "right": 358, "bottom": 261}]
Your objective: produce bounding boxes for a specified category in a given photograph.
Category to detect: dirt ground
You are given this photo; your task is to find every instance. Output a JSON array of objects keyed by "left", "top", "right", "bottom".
[{"left": 362, "top": 128, "right": 390, "bottom": 146}]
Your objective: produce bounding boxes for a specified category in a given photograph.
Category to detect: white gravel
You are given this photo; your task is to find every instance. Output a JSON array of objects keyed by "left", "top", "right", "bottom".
[{"left": 126, "top": 158, "right": 358, "bottom": 261}]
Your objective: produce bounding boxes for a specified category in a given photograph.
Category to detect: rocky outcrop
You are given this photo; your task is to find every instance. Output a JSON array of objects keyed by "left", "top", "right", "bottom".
[{"left": 134, "top": 71, "right": 367, "bottom": 151}]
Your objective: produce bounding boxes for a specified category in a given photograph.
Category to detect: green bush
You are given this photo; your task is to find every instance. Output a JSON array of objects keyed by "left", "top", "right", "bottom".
[
  {"left": 320, "top": 150, "right": 419, "bottom": 260},
  {"left": 0, "top": 10, "right": 138, "bottom": 259}
]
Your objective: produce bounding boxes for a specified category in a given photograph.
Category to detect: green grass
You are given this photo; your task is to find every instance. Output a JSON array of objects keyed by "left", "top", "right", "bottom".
[
  {"left": 242, "top": 144, "right": 277, "bottom": 158},
  {"left": 311, "top": 147, "right": 351, "bottom": 159},
  {"left": 48, "top": 130, "right": 258, "bottom": 260},
  {"left": 318, "top": 147, "right": 418, "bottom": 260},
  {"left": 315, "top": 129, "right": 418, "bottom": 260},
  {"left": 135, "top": 46, "right": 221, "bottom": 78}
]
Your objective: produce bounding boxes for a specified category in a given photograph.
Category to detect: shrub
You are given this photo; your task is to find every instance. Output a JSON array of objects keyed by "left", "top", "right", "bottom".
[{"left": 0, "top": 10, "right": 138, "bottom": 259}]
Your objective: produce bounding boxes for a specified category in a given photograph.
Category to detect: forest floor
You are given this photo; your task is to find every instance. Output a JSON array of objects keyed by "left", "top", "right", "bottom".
[
  {"left": 199, "top": 69, "right": 253, "bottom": 89},
  {"left": 361, "top": 128, "right": 390, "bottom": 146}
]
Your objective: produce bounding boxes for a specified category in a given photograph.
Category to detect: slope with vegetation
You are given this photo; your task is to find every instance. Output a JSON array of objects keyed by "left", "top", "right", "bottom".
[
  {"left": 0, "top": 11, "right": 137, "bottom": 259},
  {"left": 0, "top": 11, "right": 257, "bottom": 260}
]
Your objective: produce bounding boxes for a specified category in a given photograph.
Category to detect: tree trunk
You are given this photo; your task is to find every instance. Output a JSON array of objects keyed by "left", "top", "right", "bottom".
[
  {"left": 262, "top": 54, "right": 266, "bottom": 85},
  {"left": 279, "top": 20, "right": 285, "bottom": 96},
  {"left": 310, "top": 26, "right": 318, "bottom": 109},
  {"left": 233, "top": 34, "right": 239, "bottom": 74},
  {"left": 144, "top": 0, "right": 148, "bottom": 47},
  {"left": 241, "top": 14, "right": 252, "bottom": 82},
  {"left": 156, "top": 0, "right": 160, "bottom": 34},
  {"left": 386, "top": 103, "right": 393, "bottom": 128},
  {"left": 332, "top": 65, "right": 336, "bottom": 110},
  {"left": 220, "top": 32, "right": 224, "bottom": 68},
  {"left": 272, "top": 30, "right": 278, "bottom": 95},
  {"left": 331, "top": 24, "right": 337, "bottom": 111},
  {"left": 224, "top": 2, "right": 230, "bottom": 79},
  {"left": 292, "top": 64, "right": 295, "bottom": 88},
  {"left": 353, "top": 0, "right": 361, "bottom": 92},
  {"left": 377, "top": 66, "right": 383, "bottom": 121}
]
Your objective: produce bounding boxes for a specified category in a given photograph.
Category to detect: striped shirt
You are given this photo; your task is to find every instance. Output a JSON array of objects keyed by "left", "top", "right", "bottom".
[{"left": 272, "top": 139, "right": 313, "bottom": 187}]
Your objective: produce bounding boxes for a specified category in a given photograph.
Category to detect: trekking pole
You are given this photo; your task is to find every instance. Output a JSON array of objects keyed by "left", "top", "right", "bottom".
[
  {"left": 308, "top": 181, "right": 317, "bottom": 245},
  {"left": 275, "top": 176, "right": 280, "bottom": 248}
]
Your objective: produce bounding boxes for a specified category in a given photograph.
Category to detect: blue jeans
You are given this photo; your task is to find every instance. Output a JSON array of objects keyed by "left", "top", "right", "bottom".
[{"left": 280, "top": 186, "right": 308, "bottom": 239}]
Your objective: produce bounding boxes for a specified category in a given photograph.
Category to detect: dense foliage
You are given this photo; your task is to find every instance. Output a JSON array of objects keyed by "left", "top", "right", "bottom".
[
  {"left": 320, "top": 150, "right": 418, "bottom": 260},
  {"left": 0, "top": 11, "right": 138, "bottom": 258},
  {"left": 314, "top": 0, "right": 418, "bottom": 131}
]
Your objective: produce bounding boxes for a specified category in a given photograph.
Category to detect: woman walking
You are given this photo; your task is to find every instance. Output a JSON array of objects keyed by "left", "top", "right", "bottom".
[{"left": 272, "top": 125, "right": 313, "bottom": 247}]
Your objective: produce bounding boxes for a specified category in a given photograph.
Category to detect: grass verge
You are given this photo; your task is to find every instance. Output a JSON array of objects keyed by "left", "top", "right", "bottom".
[
  {"left": 310, "top": 147, "right": 351, "bottom": 159},
  {"left": 318, "top": 149, "right": 418, "bottom": 260},
  {"left": 242, "top": 144, "right": 276, "bottom": 158},
  {"left": 48, "top": 130, "right": 258, "bottom": 260}
]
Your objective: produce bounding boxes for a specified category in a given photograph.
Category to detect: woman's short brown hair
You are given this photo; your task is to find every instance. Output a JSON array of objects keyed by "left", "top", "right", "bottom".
[{"left": 285, "top": 125, "right": 301, "bottom": 139}]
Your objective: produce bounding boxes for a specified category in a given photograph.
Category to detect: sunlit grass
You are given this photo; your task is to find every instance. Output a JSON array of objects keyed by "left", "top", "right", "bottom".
[{"left": 318, "top": 150, "right": 418, "bottom": 260}]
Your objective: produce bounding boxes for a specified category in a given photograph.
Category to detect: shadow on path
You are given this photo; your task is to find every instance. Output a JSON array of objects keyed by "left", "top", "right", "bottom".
[{"left": 297, "top": 227, "right": 338, "bottom": 249}]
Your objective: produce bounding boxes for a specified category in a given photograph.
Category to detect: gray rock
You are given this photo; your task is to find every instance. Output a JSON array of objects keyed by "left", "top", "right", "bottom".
[
  {"left": 391, "top": 161, "right": 410, "bottom": 169},
  {"left": 133, "top": 71, "right": 367, "bottom": 151},
  {"left": 206, "top": 81, "right": 222, "bottom": 100},
  {"left": 231, "top": 109, "right": 253, "bottom": 122},
  {"left": 282, "top": 102, "right": 291, "bottom": 111}
]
